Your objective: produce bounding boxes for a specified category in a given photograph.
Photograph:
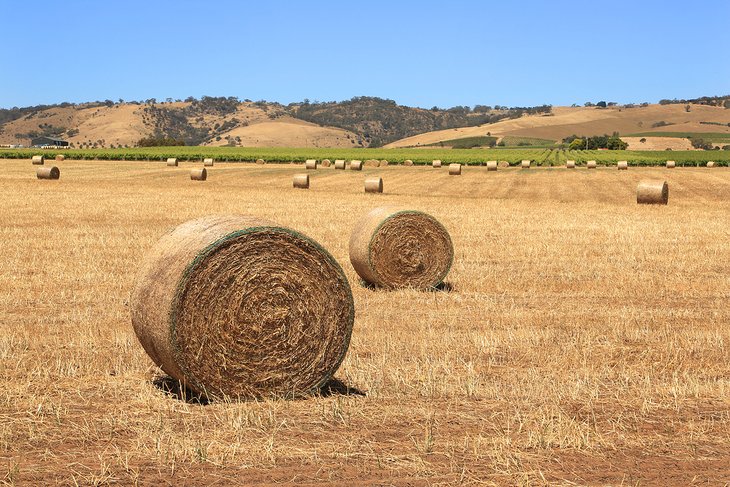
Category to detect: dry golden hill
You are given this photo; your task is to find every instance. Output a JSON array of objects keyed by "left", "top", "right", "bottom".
[
  {"left": 385, "top": 104, "right": 730, "bottom": 148},
  {"left": 207, "top": 116, "right": 359, "bottom": 148}
]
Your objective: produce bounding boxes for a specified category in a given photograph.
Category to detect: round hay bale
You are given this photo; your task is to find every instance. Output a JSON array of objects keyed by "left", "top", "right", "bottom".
[
  {"left": 487, "top": 161, "right": 498, "bottom": 171},
  {"left": 55, "top": 154, "right": 65, "bottom": 162},
  {"left": 403, "top": 159, "right": 413, "bottom": 166},
  {"left": 637, "top": 179, "right": 668, "bottom": 205},
  {"left": 707, "top": 161, "right": 715, "bottom": 168},
  {"left": 190, "top": 168, "right": 207, "bottom": 181},
  {"left": 256, "top": 159, "right": 265, "bottom": 165},
  {"left": 617, "top": 161, "right": 628, "bottom": 170},
  {"left": 203, "top": 158, "right": 214, "bottom": 167},
  {"left": 364, "top": 177, "right": 383, "bottom": 193},
  {"left": 321, "top": 159, "right": 332, "bottom": 167},
  {"left": 305, "top": 159, "right": 318, "bottom": 170},
  {"left": 334, "top": 160, "right": 346, "bottom": 170},
  {"left": 499, "top": 160, "right": 510, "bottom": 168},
  {"left": 566, "top": 160, "right": 576, "bottom": 169},
  {"left": 666, "top": 160, "right": 676, "bottom": 169},
  {"left": 293, "top": 174, "right": 309, "bottom": 189},
  {"left": 131, "top": 215, "right": 354, "bottom": 400},
  {"left": 349, "top": 207, "right": 453, "bottom": 290},
  {"left": 31, "top": 155, "right": 45, "bottom": 165},
  {"left": 36, "top": 166, "right": 60, "bottom": 180},
  {"left": 364, "top": 159, "right": 380, "bottom": 167},
  {"left": 432, "top": 160, "right": 442, "bottom": 168},
  {"left": 521, "top": 160, "right": 531, "bottom": 169},
  {"left": 167, "top": 158, "right": 178, "bottom": 167},
  {"left": 380, "top": 160, "right": 389, "bottom": 166},
  {"left": 586, "top": 160, "right": 597, "bottom": 169},
  {"left": 350, "top": 160, "right": 363, "bottom": 171},
  {"left": 448, "top": 163, "right": 462, "bottom": 175}
]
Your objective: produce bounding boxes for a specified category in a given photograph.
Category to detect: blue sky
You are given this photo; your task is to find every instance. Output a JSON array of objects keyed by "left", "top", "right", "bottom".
[{"left": 1, "top": 0, "right": 728, "bottom": 109}]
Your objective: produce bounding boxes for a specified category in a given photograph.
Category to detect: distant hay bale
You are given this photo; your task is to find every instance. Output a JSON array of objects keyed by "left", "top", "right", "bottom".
[
  {"left": 334, "top": 160, "right": 346, "bottom": 170},
  {"left": 365, "top": 159, "right": 380, "bottom": 167},
  {"left": 203, "top": 158, "right": 214, "bottom": 167},
  {"left": 190, "top": 168, "right": 207, "bottom": 181},
  {"left": 566, "top": 160, "right": 576, "bottom": 169},
  {"left": 36, "top": 166, "right": 60, "bottom": 180},
  {"left": 305, "top": 159, "right": 318, "bottom": 170},
  {"left": 349, "top": 207, "right": 453, "bottom": 289},
  {"left": 707, "top": 161, "right": 715, "bottom": 168},
  {"left": 487, "top": 161, "right": 497, "bottom": 171},
  {"left": 256, "top": 159, "right": 265, "bottom": 165},
  {"left": 350, "top": 160, "right": 363, "bottom": 171},
  {"left": 167, "top": 158, "right": 178, "bottom": 167},
  {"left": 55, "top": 154, "right": 65, "bottom": 162},
  {"left": 448, "top": 163, "right": 462, "bottom": 175},
  {"left": 499, "top": 160, "right": 509, "bottom": 168},
  {"left": 293, "top": 174, "right": 309, "bottom": 189},
  {"left": 130, "top": 215, "right": 354, "bottom": 400},
  {"left": 321, "top": 159, "right": 332, "bottom": 167},
  {"left": 617, "top": 161, "right": 628, "bottom": 170},
  {"left": 637, "top": 179, "right": 668, "bottom": 205},
  {"left": 403, "top": 159, "right": 414, "bottom": 166},
  {"left": 364, "top": 177, "right": 383, "bottom": 193},
  {"left": 432, "top": 160, "right": 442, "bottom": 168},
  {"left": 521, "top": 160, "right": 531, "bottom": 169},
  {"left": 380, "top": 160, "right": 389, "bottom": 166},
  {"left": 666, "top": 160, "right": 676, "bottom": 168},
  {"left": 31, "top": 155, "right": 45, "bottom": 165},
  {"left": 587, "top": 160, "right": 597, "bottom": 169}
]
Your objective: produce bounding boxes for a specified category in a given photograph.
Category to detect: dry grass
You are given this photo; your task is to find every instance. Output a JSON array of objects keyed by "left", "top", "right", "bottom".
[{"left": 1, "top": 159, "right": 729, "bottom": 485}]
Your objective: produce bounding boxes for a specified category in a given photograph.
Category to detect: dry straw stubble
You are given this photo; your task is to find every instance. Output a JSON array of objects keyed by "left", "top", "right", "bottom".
[
  {"left": 36, "top": 166, "right": 60, "bottom": 180},
  {"left": 130, "top": 215, "right": 355, "bottom": 400},
  {"left": 349, "top": 206, "right": 454, "bottom": 289},
  {"left": 637, "top": 179, "right": 669, "bottom": 205},
  {"left": 364, "top": 177, "right": 383, "bottom": 193},
  {"left": 293, "top": 174, "right": 309, "bottom": 189}
]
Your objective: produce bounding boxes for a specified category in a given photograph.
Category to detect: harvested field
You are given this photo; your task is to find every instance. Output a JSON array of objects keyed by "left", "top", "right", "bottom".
[{"left": 1, "top": 159, "right": 729, "bottom": 485}]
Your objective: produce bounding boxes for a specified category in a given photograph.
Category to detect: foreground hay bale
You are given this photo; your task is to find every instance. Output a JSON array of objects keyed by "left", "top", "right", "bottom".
[
  {"left": 521, "top": 160, "right": 531, "bottom": 169},
  {"left": 256, "top": 159, "right": 265, "bottom": 165},
  {"left": 55, "top": 154, "right": 65, "bottom": 162},
  {"left": 190, "top": 168, "right": 207, "bottom": 181},
  {"left": 349, "top": 207, "right": 453, "bottom": 290},
  {"left": 32, "top": 155, "right": 44, "bottom": 165},
  {"left": 36, "top": 166, "right": 60, "bottom": 180},
  {"left": 365, "top": 177, "right": 383, "bottom": 193},
  {"left": 203, "top": 158, "right": 214, "bottom": 167},
  {"left": 321, "top": 159, "right": 332, "bottom": 167},
  {"left": 293, "top": 174, "right": 309, "bottom": 189},
  {"left": 131, "top": 215, "right": 354, "bottom": 400},
  {"left": 167, "top": 158, "right": 178, "bottom": 167},
  {"left": 637, "top": 179, "right": 668, "bottom": 205},
  {"left": 487, "top": 161, "right": 498, "bottom": 171},
  {"left": 617, "top": 161, "right": 628, "bottom": 170},
  {"left": 707, "top": 161, "right": 715, "bottom": 168},
  {"left": 587, "top": 160, "right": 597, "bottom": 169},
  {"left": 666, "top": 160, "right": 676, "bottom": 169},
  {"left": 403, "top": 159, "right": 413, "bottom": 166},
  {"left": 334, "top": 159, "right": 346, "bottom": 170},
  {"left": 305, "top": 159, "right": 318, "bottom": 170},
  {"left": 448, "top": 163, "right": 462, "bottom": 175},
  {"left": 566, "top": 160, "right": 576, "bottom": 169},
  {"left": 350, "top": 160, "right": 363, "bottom": 171},
  {"left": 432, "top": 160, "right": 442, "bottom": 168}
]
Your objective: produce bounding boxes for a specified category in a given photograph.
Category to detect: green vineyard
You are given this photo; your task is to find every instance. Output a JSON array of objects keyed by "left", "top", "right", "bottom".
[{"left": 1, "top": 147, "right": 728, "bottom": 166}]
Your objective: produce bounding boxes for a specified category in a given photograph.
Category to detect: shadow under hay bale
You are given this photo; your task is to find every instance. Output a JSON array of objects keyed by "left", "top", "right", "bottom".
[{"left": 153, "top": 375, "right": 210, "bottom": 405}]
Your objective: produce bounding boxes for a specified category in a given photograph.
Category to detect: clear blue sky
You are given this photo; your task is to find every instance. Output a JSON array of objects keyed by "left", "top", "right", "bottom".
[{"left": 1, "top": 0, "right": 728, "bottom": 109}]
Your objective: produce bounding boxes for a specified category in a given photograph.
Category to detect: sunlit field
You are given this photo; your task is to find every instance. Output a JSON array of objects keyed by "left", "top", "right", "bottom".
[{"left": 1, "top": 159, "right": 729, "bottom": 485}]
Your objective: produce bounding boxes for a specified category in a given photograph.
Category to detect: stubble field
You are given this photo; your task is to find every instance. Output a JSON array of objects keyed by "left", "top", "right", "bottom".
[{"left": 1, "top": 159, "right": 729, "bottom": 485}]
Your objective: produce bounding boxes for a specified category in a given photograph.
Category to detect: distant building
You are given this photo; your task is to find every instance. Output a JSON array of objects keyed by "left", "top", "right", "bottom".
[{"left": 31, "top": 136, "right": 69, "bottom": 147}]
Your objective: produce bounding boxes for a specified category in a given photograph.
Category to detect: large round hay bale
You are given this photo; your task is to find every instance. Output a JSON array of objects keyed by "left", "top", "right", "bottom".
[
  {"left": 521, "top": 160, "right": 531, "bottom": 169},
  {"left": 204, "top": 158, "right": 214, "bottom": 167},
  {"left": 487, "top": 161, "right": 498, "bottom": 171},
  {"left": 432, "top": 160, "right": 442, "bottom": 168},
  {"left": 617, "top": 161, "right": 628, "bottom": 170},
  {"left": 321, "top": 159, "right": 332, "bottom": 167},
  {"left": 448, "top": 163, "right": 462, "bottom": 175},
  {"left": 334, "top": 160, "right": 346, "bottom": 170},
  {"left": 364, "top": 159, "right": 380, "bottom": 167},
  {"left": 350, "top": 160, "right": 363, "bottom": 171},
  {"left": 190, "top": 168, "right": 207, "bottom": 181},
  {"left": 305, "top": 159, "right": 318, "bottom": 170},
  {"left": 55, "top": 154, "right": 65, "bottom": 162},
  {"left": 637, "top": 179, "right": 668, "bottom": 205},
  {"left": 130, "top": 215, "right": 354, "bottom": 400},
  {"left": 499, "top": 160, "right": 509, "bottom": 168},
  {"left": 293, "top": 174, "right": 309, "bottom": 189},
  {"left": 666, "top": 160, "right": 676, "bottom": 169},
  {"left": 403, "top": 159, "right": 413, "bottom": 166},
  {"left": 587, "top": 160, "right": 597, "bottom": 169},
  {"left": 256, "top": 159, "right": 265, "bottom": 165},
  {"left": 364, "top": 177, "right": 383, "bottom": 193},
  {"left": 167, "top": 158, "right": 178, "bottom": 167},
  {"left": 349, "top": 207, "right": 453, "bottom": 290},
  {"left": 36, "top": 166, "right": 60, "bottom": 179},
  {"left": 566, "top": 160, "right": 576, "bottom": 169},
  {"left": 707, "top": 161, "right": 715, "bottom": 168},
  {"left": 380, "top": 160, "right": 389, "bottom": 166},
  {"left": 32, "top": 155, "right": 45, "bottom": 165}
]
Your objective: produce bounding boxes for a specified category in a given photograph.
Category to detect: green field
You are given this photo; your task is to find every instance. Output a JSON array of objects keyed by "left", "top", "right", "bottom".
[
  {"left": 499, "top": 135, "right": 557, "bottom": 147},
  {"left": 1, "top": 147, "right": 728, "bottom": 166}
]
